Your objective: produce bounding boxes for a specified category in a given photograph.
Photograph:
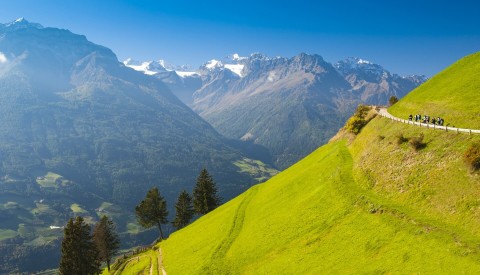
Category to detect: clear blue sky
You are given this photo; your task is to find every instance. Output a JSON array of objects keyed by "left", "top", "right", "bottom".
[{"left": 1, "top": 0, "right": 479, "bottom": 76}]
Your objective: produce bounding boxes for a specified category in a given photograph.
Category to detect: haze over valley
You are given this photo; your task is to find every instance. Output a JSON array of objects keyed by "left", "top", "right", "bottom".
[{"left": 0, "top": 0, "right": 479, "bottom": 273}]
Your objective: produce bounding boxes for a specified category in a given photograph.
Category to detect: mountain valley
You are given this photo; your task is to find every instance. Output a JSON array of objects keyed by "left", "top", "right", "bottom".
[
  {"left": 0, "top": 19, "right": 276, "bottom": 273},
  {"left": 127, "top": 53, "right": 426, "bottom": 169}
]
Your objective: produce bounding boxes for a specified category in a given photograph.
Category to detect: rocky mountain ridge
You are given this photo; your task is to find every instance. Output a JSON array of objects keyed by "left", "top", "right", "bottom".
[{"left": 126, "top": 53, "right": 426, "bottom": 168}]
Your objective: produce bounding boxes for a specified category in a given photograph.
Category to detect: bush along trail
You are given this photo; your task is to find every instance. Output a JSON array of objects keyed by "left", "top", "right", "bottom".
[{"left": 378, "top": 107, "right": 480, "bottom": 135}]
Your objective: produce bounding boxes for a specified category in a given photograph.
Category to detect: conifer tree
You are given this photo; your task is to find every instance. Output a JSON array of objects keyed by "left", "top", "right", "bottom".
[
  {"left": 135, "top": 187, "right": 169, "bottom": 239},
  {"left": 93, "top": 215, "right": 120, "bottom": 271},
  {"left": 172, "top": 190, "right": 194, "bottom": 230},
  {"left": 193, "top": 168, "right": 221, "bottom": 215},
  {"left": 59, "top": 216, "right": 100, "bottom": 275}
]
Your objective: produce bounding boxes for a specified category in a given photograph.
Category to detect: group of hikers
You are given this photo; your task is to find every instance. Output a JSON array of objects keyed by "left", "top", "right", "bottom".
[{"left": 409, "top": 114, "right": 445, "bottom": 126}]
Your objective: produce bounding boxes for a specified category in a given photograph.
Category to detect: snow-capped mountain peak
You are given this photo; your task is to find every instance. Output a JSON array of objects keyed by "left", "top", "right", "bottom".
[
  {"left": 249, "top": 52, "right": 270, "bottom": 61},
  {"left": 356, "top": 58, "right": 372, "bottom": 65},
  {"left": 229, "top": 53, "right": 247, "bottom": 61},
  {"left": 124, "top": 58, "right": 199, "bottom": 78},
  {"left": 204, "top": 59, "right": 224, "bottom": 70},
  {"left": 340, "top": 57, "right": 375, "bottom": 67},
  {"left": 200, "top": 57, "right": 246, "bottom": 77},
  {"left": 334, "top": 57, "right": 388, "bottom": 79},
  {"left": 2, "top": 17, "right": 43, "bottom": 30},
  {"left": 224, "top": 64, "right": 244, "bottom": 77},
  {"left": 123, "top": 59, "right": 166, "bottom": 75}
]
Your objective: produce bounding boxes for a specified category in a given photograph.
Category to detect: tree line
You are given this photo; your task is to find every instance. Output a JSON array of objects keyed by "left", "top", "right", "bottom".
[
  {"left": 135, "top": 168, "right": 221, "bottom": 239},
  {"left": 58, "top": 168, "right": 220, "bottom": 274},
  {"left": 59, "top": 216, "right": 119, "bottom": 274}
]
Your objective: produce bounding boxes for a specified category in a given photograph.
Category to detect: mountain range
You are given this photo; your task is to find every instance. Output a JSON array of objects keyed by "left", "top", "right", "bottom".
[
  {"left": 0, "top": 18, "right": 432, "bottom": 273},
  {"left": 0, "top": 19, "right": 276, "bottom": 273},
  {"left": 126, "top": 53, "right": 427, "bottom": 168},
  {"left": 116, "top": 52, "right": 480, "bottom": 274}
]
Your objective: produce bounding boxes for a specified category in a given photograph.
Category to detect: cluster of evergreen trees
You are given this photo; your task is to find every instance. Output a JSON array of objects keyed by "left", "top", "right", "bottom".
[
  {"left": 58, "top": 169, "right": 219, "bottom": 274},
  {"left": 59, "top": 216, "right": 119, "bottom": 274},
  {"left": 135, "top": 168, "right": 221, "bottom": 239}
]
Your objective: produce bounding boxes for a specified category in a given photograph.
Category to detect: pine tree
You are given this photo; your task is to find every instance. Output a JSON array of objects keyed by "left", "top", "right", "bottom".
[
  {"left": 93, "top": 216, "right": 120, "bottom": 271},
  {"left": 172, "top": 190, "right": 194, "bottom": 230},
  {"left": 193, "top": 168, "right": 221, "bottom": 215},
  {"left": 59, "top": 216, "right": 100, "bottom": 275},
  {"left": 135, "top": 187, "right": 169, "bottom": 239}
]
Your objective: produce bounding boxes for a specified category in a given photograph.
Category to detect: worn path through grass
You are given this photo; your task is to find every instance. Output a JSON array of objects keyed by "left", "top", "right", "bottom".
[{"left": 378, "top": 107, "right": 480, "bottom": 134}]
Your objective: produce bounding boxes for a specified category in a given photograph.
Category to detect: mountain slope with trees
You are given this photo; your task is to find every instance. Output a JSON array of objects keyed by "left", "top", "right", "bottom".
[
  {"left": 0, "top": 19, "right": 276, "bottom": 273},
  {"left": 115, "top": 52, "right": 480, "bottom": 274}
]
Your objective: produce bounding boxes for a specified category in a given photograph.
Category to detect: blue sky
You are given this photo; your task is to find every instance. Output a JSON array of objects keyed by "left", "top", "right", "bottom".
[{"left": 0, "top": 0, "right": 479, "bottom": 76}]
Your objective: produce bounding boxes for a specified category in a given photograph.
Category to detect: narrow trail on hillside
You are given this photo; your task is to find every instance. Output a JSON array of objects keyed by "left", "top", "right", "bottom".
[
  {"left": 378, "top": 108, "right": 480, "bottom": 134},
  {"left": 206, "top": 187, "right": 259, "bottom": 269},
  {"left": 114, "top": 256, "right": 145, "bottom": 275},
  {"left": 158, "top": 247, "right": 167, "bottom": 275},
  {"left": 149, "top": 256, "right": 153, "bottom": 275}
]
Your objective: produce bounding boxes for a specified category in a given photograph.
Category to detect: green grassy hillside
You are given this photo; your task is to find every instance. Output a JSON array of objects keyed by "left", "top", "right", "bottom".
[
  {"left": 110, "top": 122, "right": 479, "bottom": 274},
  {"left": 110, "top": 53, "right": 480, "bottom": 274},
  {"left": 389, "top": 52, "right": 480, "bottom": 129}
]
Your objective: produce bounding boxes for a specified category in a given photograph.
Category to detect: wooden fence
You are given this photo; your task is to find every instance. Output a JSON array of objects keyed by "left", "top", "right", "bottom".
[{"left": 378, "top": 109, "right": 480, "bottom": 135}]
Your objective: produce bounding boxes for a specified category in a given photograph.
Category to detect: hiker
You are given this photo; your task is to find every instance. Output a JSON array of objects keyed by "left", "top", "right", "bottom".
[
  {"left": 409, "top": 114, "right": 413, "bottom": 121},
  {"left": 431, "top": 117, "right": 436, "bottom": 124}
]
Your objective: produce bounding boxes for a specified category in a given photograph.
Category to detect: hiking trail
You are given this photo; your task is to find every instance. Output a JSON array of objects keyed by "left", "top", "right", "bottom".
[{"left": 378, "top": 107, "right": 480, "bottom": 135}]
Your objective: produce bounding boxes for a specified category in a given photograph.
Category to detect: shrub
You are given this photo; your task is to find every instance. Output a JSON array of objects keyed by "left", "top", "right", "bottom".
[
  {"left": 355, "top": 104, "right": 371, "bottom": 119},
  {"left": 345, "top": 105, "right": 374, "bottom": 135},
  {"left": 389, "top": 96, "right": 399, "bottom": 106},
  {"left": 346, "top": 116, "right": 367, "bottom": 135},
  {"left": 396, "top": 133, "right": 408, "bottom": 145},
  {"left": 409, "top": 134, "right": 426, "bottom": 151},
  {"left": 464, "top": 142, "right": 480, "bottom": 171}
]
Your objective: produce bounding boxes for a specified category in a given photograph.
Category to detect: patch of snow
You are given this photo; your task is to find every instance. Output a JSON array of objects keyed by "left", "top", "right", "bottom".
[
  {"left": 0, "top": 52, "right": 7, "bottom": 64},
  {"left": 158, "top": 60, "right": 167, "bottom": 68},
  {"left": 241, "top": 132, "right": 254, "bottom": 141},
  {"left": 123, "top": 58, "right": 142, "bottom": 67},
  {"left": 123, "top": 59, "right": 167, "bottom": 75},
  {"left": 205, "top": 59, "right": 223, "bottom": 69},
  {"left": 249, "top": 52, "right": 270, "bottom": 61},
  {"left": 225, "top": 64, "right": 244, "bottom": 77},
  {"left": 267, "top": 71, "right": 277, "bottom": 82},
  {"left": 125, "top": 58, "right": 198, "bottom": 76},
  {"left": 357, "top": 58, "right": 372, "bottom": 65},
  {"left": 176, "top": 71, "right": 199, "bottom": 78},
  {"left": 231, "top": 53, "right": 247, "bottom": 61},
  {"left": 50, "top": 226, "right": 63, "bottom": 229},
  {"left": 131, "top": 62, "right": 159, "bottom": 75},
  {"left": 4, "top": 18, "right": 43, "bottom": 29}
]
